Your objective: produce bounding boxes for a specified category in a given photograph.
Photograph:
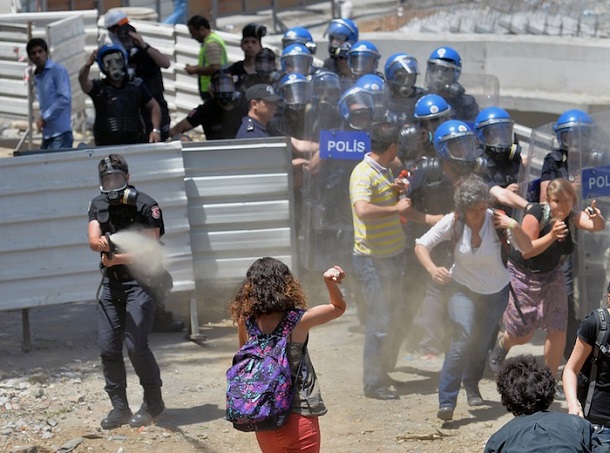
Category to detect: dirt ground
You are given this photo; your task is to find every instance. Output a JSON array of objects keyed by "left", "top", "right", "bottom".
[{"left": 0, "top": 299, "right": 564, "bottom": 453}]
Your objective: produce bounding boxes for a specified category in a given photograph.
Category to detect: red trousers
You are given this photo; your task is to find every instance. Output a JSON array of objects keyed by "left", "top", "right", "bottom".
[{"left": 255, "top": 413, "right": 320, "bottom": 452}]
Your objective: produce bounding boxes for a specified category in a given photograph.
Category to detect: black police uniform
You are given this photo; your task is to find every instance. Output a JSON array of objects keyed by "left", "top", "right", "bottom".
[
  {"left": 88, "top": 187, "right": 164, "bottom": 417},
  {"left": 130, "top": 48, "right": 171, "bottom": 141},
  {"left": 408, "top": 162, "right": 456, "bottom": 354},
  {"left": 235, "top": 115, "right": 270, "bottom": 138},
  {"left": 88, "top": 77, "right": 154, "bottom": 146},
  {"left": 185, "top": 97, "right": 248, "bottom": 140}
]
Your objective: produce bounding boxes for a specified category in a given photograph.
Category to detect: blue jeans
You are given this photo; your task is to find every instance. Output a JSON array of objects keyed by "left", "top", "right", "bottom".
[
  {"left": 163, "top": 0, "right": 186, "bottom": 24},
  {"left": 41, "top": 131, "right": 73, "bottom": 150},
  {"left": 592, "top": 424, "right": 610, "bottom": 449},
  {"left": 353, "top": 253, "right": 405, "bottom": 393},
  {"left": 98, "top": 277, "right": 161, "bottom": 395},
  {"left": 438, "top": 283, "right": 509, "bottom": 408}
]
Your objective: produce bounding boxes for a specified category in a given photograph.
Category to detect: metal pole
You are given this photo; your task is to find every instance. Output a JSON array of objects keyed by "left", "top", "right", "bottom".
[
  {"left": 22, "top": 309, "right": 31, "bottom": 353},
  {"left": 27, "top": 21, "right": 33, "bottom": 150},
  {"left": 211, "top": 0, "right": 218, "bottom": 29}
]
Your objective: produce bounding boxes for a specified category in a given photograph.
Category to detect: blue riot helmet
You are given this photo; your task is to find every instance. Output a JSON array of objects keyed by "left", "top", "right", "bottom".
[
  {"left": 279, "top": 73, "right": 311, "bottom": 111},
  {"left": 425, "top": 46, "right": 462, "bottom": 91},
  {"left": 97, "top": 44, "right": 128, "bottom": 82},
  {"left": 280, "top": 43, "right": 313, "bottom": 75},
  {"left": 433, "top": 120, "right": 479, "bottom": 162},
  {"left": 553, "top": 109, "right": 594, "bottom": 151},
  {"left": 325, "top": 18, "right": 359, "bottom": 55},
  {"left": 346, "top": 41, "right": 380, "bottom": 78},
  {"left": 311, "top": 69, "right": 341, "bottom": 109},
  {"left": 282, "top": 27, "right": 317, "bottom": 55},
  {"left": 354, "top": 74, "right": 386, "bottom": 122},
  {"left": 414, "top": 94, "right": 452, "bottom": 134},
  {"left": 339, "top": 86, "right": 375, "bottom": 131},
  {"left": 384, "top": 52, "right": 419, "bottom": 97},
  {"left": 474, "top": 107, "right": 519, "bottom": 160}
]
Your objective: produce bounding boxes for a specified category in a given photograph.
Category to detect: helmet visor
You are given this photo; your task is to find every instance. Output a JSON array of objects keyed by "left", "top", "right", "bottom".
[
  {"left": 100, "top": 171, "right": 128, "bottom": 193},
  {"left": 282, "top": 82, "right": 311, "bottom": 105},
  {"left": 256, "top": 58, "right": 276, "bottom": 73},
  {"left": 281, "top": 54, "right": 312, "bottom": 75},
  {"left": 482, "top": 123, "right": 513, "bottom": 148},
  {"left": 445, "top": 135, "right": 479, "bottom": 160},
  {"left": 347, "top": 53, "right": 377, "bottom": 76},
  {"left": 213, "top": 76, "right": 235, "bottom": 93},
  {"left": 425, "top": 62, "right": 454, "bottom": 89},
  {"left": 312, "top": 77, "right": 341, "bottom": 104},
  {"left": 421, "top": 111, "right": 451, "bottom": 134},
  {"left": 559, "top": 127, "right": 593, "bottom": 151},
  {"left": 391, "top": 68, "right": 417, "bottom": 88},
  {"left": 345, "top": 91, "right": 374, "bottom": 130}
]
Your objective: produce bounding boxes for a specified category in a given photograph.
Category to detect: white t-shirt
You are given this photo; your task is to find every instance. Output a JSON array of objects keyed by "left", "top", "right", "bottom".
[{"left": 415, "top": 209, "right": 510, "bottom": 294}]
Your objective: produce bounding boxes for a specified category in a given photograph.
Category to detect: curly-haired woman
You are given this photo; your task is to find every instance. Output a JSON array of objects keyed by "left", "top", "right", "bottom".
[{"left": 229, "top": 257, "right": 346, "bottom": 453}]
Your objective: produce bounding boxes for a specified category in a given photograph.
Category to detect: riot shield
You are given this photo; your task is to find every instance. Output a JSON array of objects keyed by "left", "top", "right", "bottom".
[
  {"left": 567, "top": 111, "right": 610, "bottom": 318},
  {"left": 300, "top": 77, "right": 361, "bottom": 273},
  {"left": 518, "top": 113, "right": 610, "bottom": 320},
  {"left": 459, "top": 73, "right": 500, "bottom": 110},
  {"left": 516, "top": 121, "right": 556, "bottom": 205}
]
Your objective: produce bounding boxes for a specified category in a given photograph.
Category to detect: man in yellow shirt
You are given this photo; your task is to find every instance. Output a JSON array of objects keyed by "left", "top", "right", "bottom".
[
  {"left": 186, "top": 15, "right": 228, "bottom": 102},
  {"left": 349, "top": 122, "right": 411, "bottom": 400}
]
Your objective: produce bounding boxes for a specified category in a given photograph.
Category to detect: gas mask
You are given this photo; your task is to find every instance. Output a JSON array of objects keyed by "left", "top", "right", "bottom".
[
  {"left": 102, "top": 51, "right": 126, "bottom": 82},
  {"left": 211, "top": 74, "right": 238, "bottom": 108},
  {"left": 99, "top": 157, "right": 137, "bottom": 205},
  {"left": 486, "top": 143, "right": 522, "bottom": 163}
]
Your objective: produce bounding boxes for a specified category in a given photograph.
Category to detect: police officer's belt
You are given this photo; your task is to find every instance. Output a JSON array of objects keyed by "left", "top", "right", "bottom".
[{"left": 106, "top": 267, "right": 133, "bottom": 282}]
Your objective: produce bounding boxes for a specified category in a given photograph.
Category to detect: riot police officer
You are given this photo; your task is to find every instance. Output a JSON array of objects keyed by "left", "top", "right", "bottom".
[
  {"left": 78, "top": 44, "right": 162, "bottom": 146},
  {"left": 410, "top": 120, "right": 482, "bottom": 356},
  {"left": 88, "top": 154, "right": 166, "bottom": 429},
  {"left": 425, "top": 46, "right": 479, "bottom": 122},
  {"left": 384, "top": 52, "right": 425, "bottom": 124},
  {"left": 322, "top": 18, "right": 359, "bottom": 75}
]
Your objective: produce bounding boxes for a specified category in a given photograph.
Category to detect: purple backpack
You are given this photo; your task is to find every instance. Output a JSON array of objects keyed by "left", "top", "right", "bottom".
[{"left": 226, "top": 309, "right": 306, "bottom": 432}]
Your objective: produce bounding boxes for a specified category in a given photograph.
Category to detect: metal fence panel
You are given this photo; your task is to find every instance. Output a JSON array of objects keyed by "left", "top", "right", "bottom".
[
  {"left": 182, "top": 137, "right": 297, "bottom": 287},
  {"left": 0, "top": 141, "right": 194, "bottom": 312}
]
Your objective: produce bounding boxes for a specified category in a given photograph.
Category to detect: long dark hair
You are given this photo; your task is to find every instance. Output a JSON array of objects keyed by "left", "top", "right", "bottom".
[{"left": 229, "top": 257, "right": 308, "bottom": 323}]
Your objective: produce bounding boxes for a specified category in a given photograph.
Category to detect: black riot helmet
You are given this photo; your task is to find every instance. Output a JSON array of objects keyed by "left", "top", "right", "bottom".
[{"left": 98, "top": 154, "right": 137, "bottom": 205}]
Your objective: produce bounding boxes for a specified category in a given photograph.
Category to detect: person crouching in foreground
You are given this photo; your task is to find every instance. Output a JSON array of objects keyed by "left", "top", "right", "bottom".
[{"left": 485, "top": 354, "right": 603, "bottom": 452}]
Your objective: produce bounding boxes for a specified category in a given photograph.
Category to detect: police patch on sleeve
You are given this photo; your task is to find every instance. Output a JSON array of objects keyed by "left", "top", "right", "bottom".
[{"left": 151, "top": 206, "right": 161, "bottom": 219}]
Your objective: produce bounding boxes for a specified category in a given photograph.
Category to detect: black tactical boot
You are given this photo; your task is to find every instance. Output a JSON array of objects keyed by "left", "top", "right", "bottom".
[
  {"left": 101, "top": 391, "right": 132, "bottom": 430},
  {"left": 152, "top": 304, "right": 185, "bottom": 333},
  {"left": 129, "top": 387, "right": 165, "bottom": 428}
]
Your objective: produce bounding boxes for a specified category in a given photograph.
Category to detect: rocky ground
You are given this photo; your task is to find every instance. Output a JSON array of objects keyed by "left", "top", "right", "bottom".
[{"left": 0, "top": 298, "right": 564, "bottom": 453}]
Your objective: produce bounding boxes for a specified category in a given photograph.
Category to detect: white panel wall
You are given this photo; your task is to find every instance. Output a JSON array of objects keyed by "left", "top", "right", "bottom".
[
  {"left": 0, "top": 141, "right": 194, "bottom": 311},
  {"left": 182, "top": 137, "right": 297, "bottom": 285}
]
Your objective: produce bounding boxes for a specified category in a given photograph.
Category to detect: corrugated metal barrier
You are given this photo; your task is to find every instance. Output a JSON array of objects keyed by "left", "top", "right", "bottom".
[
  {"left": 182, "top": 137, "right": 297, "bottom": 287},
  {"left": 0, "top": 138, "right": 297, "bottom": 348},
  {"left": 0, "top": 141, "right": 193, "bottom": 311}
]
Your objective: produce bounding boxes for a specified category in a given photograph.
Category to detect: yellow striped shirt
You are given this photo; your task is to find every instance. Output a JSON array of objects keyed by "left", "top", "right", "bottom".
[{"left": 349, "top": 155, "right": 405, "bottom": 257}]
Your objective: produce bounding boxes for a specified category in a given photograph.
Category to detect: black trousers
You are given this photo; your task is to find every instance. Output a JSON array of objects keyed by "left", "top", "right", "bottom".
[{"left": 98, "top": 277, "right": 162, "bottom": 395}]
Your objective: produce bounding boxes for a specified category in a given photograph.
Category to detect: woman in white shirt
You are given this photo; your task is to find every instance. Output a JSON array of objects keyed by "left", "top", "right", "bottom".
[{"left": 415, "top": 174, "right": 532, "bottom": 422}]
